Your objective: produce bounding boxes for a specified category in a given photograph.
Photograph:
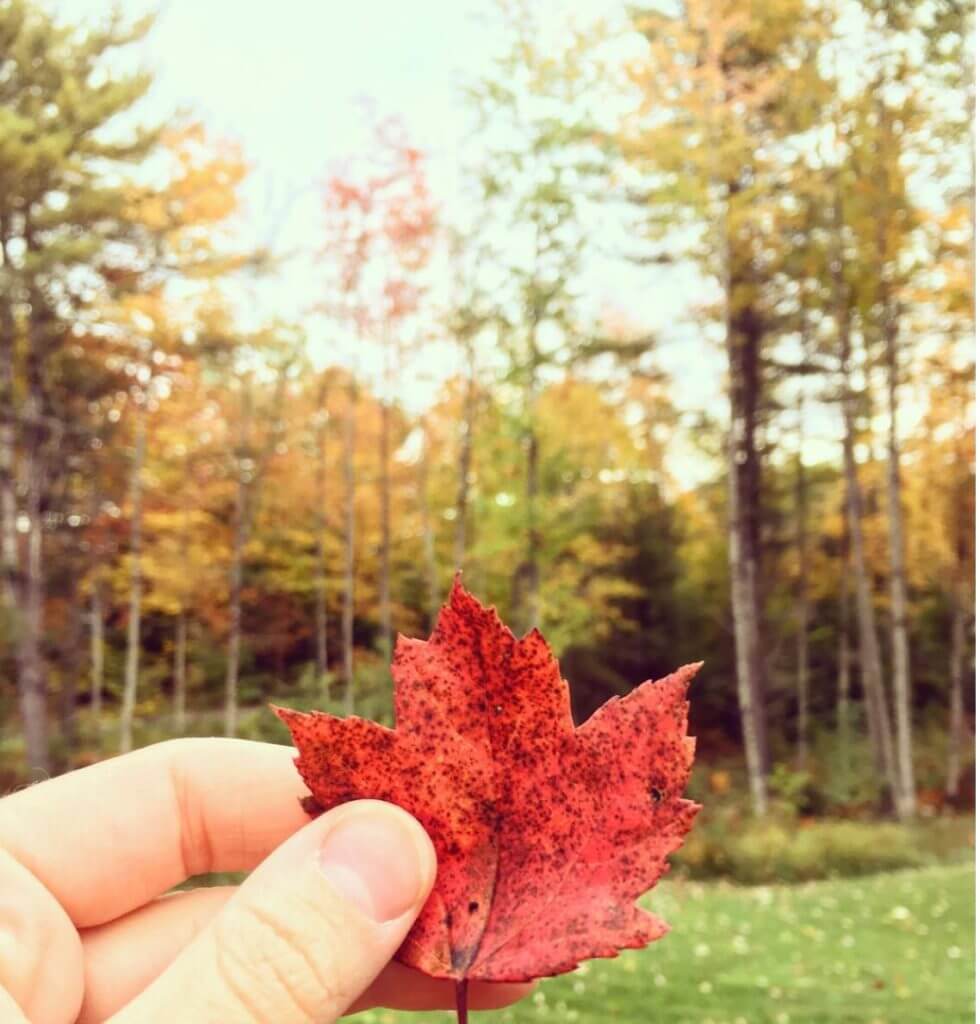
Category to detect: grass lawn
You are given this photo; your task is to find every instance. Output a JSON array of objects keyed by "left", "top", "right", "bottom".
[{"left": 356, "top": 863, "right": 975, "bottom": 1024}]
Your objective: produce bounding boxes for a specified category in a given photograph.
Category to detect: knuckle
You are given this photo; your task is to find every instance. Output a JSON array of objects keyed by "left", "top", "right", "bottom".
[
  {"left": 162, "top": 740, "right": 218, "bottom": 877},
  {"left": 0, "top": 850, "right": 84, "bottom": 1023}
]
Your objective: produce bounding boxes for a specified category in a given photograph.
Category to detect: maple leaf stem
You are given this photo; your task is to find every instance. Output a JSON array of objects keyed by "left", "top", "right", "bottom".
[{"left": 455, "top": 979, "right": 469, "bottom": 1024}]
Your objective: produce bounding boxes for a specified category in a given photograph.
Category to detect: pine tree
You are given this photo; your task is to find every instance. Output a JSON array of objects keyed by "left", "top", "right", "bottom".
[{"left": 0, "top": 1, "right": 159, "bottom": 775}]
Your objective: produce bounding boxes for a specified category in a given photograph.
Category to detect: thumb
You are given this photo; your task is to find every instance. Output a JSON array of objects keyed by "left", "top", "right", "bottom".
[{"left": 110, "top": 800, "right": 436, "bottom": 1024}]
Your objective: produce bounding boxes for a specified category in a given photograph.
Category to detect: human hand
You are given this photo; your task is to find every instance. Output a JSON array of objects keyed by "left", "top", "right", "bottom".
[{"left": 0, "top": 738, "right": 530, "bottom": 1023}]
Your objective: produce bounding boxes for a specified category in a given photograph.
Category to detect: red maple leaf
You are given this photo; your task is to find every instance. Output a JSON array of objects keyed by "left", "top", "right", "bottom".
[{"left": 275, "top": 579, "right": 700, "bottom": 1012}]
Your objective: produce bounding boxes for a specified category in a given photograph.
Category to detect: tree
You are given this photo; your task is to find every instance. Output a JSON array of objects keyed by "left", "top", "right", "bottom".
[
  {"left": 624, "top": 0, "right": 829, "bottom": 814},
  {"left": 463, "top": 0, "right": 623, "bottom": 634},
  {"left": 312, "top": 371, "right": 331, "bottom": 697},
  {"left": 135, "top": 357, "right": 230, "bottom": 733},
  {"left": 223, "top": 332, "right": 296, "bottom": 736},
  {"left": 835, "top": 278, "right": 900, "bottom": 809},
  {"left": 118, "top": 380, "right": 146, "bottom": 753},
  {"left": 317, "top": 116, "right": 432, "bottom": 707},
  {"left": 793, "top": 393, "right": 811, "bottom": 768},
  {"left": 114, "top": 124, "right": 249, "bottom": 750},
  {"left": 417, "top": 414, "right": 440, "bottom": 628},
  {"left": 374, "top": 132, "right": 436, "bottom": 660},
  {"left": 0, "top": 1, "right": 158, "bottom": 775}
]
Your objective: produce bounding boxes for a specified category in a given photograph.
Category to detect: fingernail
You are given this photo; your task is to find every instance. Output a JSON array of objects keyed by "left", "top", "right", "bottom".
[{"left": 318, "top": 808, "right": 428, "bottom": 923}]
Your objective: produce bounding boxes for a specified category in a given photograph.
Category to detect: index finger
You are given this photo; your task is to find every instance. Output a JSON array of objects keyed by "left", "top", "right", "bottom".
[{"left": 0, "top": 738, "right": 310, "bottom": 927}]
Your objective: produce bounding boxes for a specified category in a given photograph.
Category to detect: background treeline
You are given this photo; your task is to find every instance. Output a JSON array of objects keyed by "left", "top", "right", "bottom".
[{"left": 0, "top": 0, "right": 974, "bottom": 826}]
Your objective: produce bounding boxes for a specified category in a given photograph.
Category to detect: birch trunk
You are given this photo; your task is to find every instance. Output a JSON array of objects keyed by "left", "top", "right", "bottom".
[
  {"left": 222, "top": 365, "right": 290, "bottom": 735},
  {"left": 418, "top": 417, "right": 439, "bottom": 628},
  {"left": 15, "top": 234, "right": 50, "bottom": 777},
  {"left": 726, "top": 318, "right": 770, "bottom": 816},
  {"left": 794, "top": 401, "right": 810, "bottom": 769},
  {"left": 514, "top": 293, "right": 542, "bottom": 635},
  {"left": 313, "top": 379, "right": 329, "bottom": 698},
  {"left": 378, "top": 358, "right": 392, "bottom": 660},
  {"left": 342, "top": 375, "right": 357, "bottom": 715},
  {"left": 119, "top": 398, "right": 146, "bottom": 753},
  {"left": 516, "top": 338, "right": 542, "bottom": 636},
  {"left": 18, "top": 473, "right": 48, "bottom": 777},
  {"left": 60, "top": 584, "right": 83, "bottom": 756},
  {"left": 883, "top": 310, "right": 916, "bottom": 819},
  {"left": 832, "top": 192, "right": 900, "bottom": 811},
  {"left": 453, "top": 336, "right": 477, "bottom": 572},
  {"left": 727, "top": 421, "right": 768, "bottom": 817},
  {"left": 839, "top": 335, "right": 901, "bottom": 811},
  {"left": 223, "top": 390, "right": 249, "bottom": 737},
  {"left": 90, "top": 576, "right": 104, "bottom": 728},
  {"left": 522, "top": 414, "right": 541, "bottom": 634},
  {"left": 223, "top": 473, "right": 246, "bottom": 737}
]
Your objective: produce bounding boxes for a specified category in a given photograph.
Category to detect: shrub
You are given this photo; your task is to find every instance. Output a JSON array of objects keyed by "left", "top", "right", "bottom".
[
  {"left": 671, "top": 814, "right": 973, "bottom": 884},
  {"left": 768, "top": 762, "right": 826, "bottom": 817},
  {"left": 783, "top": 821, "right": 928, "bottom": 880}
]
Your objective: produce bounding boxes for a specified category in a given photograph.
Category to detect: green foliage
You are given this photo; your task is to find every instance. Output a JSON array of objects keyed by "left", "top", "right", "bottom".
[
  {"left": 674, "top": 811, "right": 973, "bottom": 885},
  {"left": 767, "top": 762, "right": 825, "bottom": 817}
]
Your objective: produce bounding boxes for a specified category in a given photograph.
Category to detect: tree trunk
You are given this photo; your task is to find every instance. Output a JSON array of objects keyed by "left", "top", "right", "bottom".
[
  {"left": 15, "top": 221, "right": 53, "bottom": 777},
  {"left": 223, "top": 364, "right": 290, "bottom": 734},
  {"left": 60, "top": 583, "right": 83, "bottom": 758},
  {"left": 119, "top": 399, "right": 146, "bottom": 753},
  {"left": 0, "top": 301, "right": 19, "bottom": 722},
  {"left": 224, "top": 394, "right": 249, "bottom": 737},
  {"left": 832, "top": 189, "right": 900, "bottom": 812},
  {"left": 726, "top": 314, "right": 770, "bottom": 816},
  {"left": 0, "top": 371, "right": 16, "bottom": 618},
  {"left": 378, "top": 355, "right": 392, "bottom": 660},
  {"left": 314, "top": 379, "right": 329, "bottom": 698},
  {"left": 836, "top": 506, "right": 852, "bottom": 781},
  {"left": 0, "top": 426, "right": 15, "bottom": 613},
  {"left": 0, "top": 222, "right": 18, "bottom": 621},
  {"left": 839, "top": 331, "right": 901, "bottom": 811},
  {"left": 173, "top": 485, "right": 190, "bottom": 733},
  {"left": 17, "top": 476, "right": 49, "bottom": 778},
  {"left": 14, "top": 287, "right": 50, "bottom": 776},
  {"left": 342, "top": 375, "right": 357, "bottom": 715},
  {"left": 418, "top": 416, "right": 439, "bottom": 628},
  {"left": 453, "top": 336, "right": 477, "bottom": 572},
  {"left": 224, "top": 477, "right": 246, "bottom": 737},
  {"left": 516, "top": 347, "right": 542, "bottom": 637},
  {"left": 882, "top": 308, "right": 916, "bottom": 819},
  {"left": 794, "top": 399, "right": 810, "bottom": 770},
  {"left": 173, "top": 610, "right": 188, "bottom": 734},
  {"left": 726, "top": 420, "right": 768, "bottom": 817},
  {"left": 90, "top": 576, "right": 104, "bottom": 729},
  {"left": 945, "top": 573, "right": 967, "bottom": 801},
  {"left": 87, "top": 481, "right": 104, "bottom": 735}
]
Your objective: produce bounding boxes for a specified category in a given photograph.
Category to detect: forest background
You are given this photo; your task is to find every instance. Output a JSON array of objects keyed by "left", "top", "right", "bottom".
[{"left": 0, "top": 0, "right": 975, "bottom": 885}]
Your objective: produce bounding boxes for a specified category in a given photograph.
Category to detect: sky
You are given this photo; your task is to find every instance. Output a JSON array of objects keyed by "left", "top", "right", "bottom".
[{"left": 48, "top": 0, "right": 897, "bottom": 488}]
